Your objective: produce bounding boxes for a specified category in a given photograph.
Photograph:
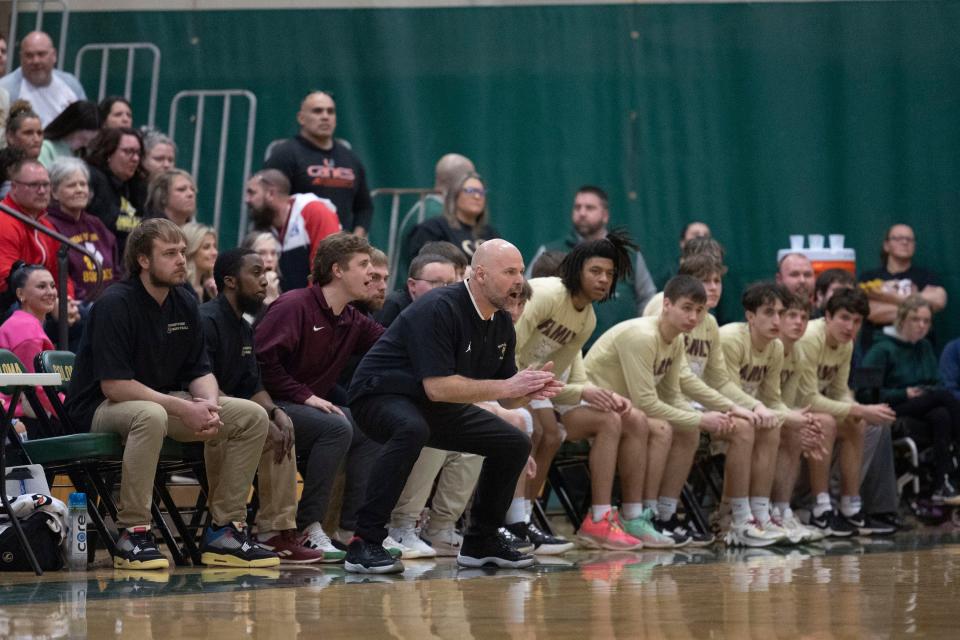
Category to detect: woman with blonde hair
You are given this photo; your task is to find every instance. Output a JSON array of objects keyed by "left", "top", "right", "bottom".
[{"left": 182, "top": 222, "right": 218, "bottom": 302}]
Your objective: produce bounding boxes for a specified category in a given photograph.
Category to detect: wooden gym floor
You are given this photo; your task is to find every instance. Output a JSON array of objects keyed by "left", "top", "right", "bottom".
[{"left": 2, "top": 529, "right": 960, "bottom": 638}]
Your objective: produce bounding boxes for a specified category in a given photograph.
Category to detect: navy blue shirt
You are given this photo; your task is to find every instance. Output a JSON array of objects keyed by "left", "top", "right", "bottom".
[
  {"left": 348, "top": 281, "right": 517, "bottom": 404},
  {"left": 66, "top": 277, "right": 210, "bottom": 430}
]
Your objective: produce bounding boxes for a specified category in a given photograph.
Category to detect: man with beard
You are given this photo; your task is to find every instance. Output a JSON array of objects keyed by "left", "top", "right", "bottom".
[
  {"left": 67, "top": 219, "right": 278, "bottom": 570},
  {"left": 527, "top": 186, "right": 657, "bottom": 337},
  {"left": 243, "top": 168, "right": 341, "bottom": 292},
  {"left": 351, "top": 248, "right": 389, "bottom": 317},
  {"left": 199, "top": 248, "right": 323, "bottom": 563},
  {"left": 345, "top": 239, "right": 564, "bottom": 573}
]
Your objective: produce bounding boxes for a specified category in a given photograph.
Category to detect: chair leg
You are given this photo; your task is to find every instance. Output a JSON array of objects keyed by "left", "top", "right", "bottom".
[
  {"left": 681, "top": 484, "right": 710, "bottom": 535},
  {"left": 155, "top": 478, "right": 202, "bottom": 566},
  {"left": 547, "top": 464, "right": 584, "bottom": 531},
  {"left": 531, "top": 498, "right": 553, "bottom": 535},
  {"left": 151, "top": 487, "right": 187, "bottom": 567}
]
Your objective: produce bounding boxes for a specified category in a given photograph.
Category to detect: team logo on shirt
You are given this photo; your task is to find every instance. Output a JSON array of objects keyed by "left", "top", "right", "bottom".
[
  {"left": 498, "top": 343, "right": 508, "bottom": 360},
  {"left": 653, "top": 357, "right": 673, "bottom": 382},
  {"left": 307, "top": 161, "right": 356, "bottom": 189},
  {"left": 535, "top": 319, "right": 577, "bottom": 346},
  {"left": 817, "top": 364, "right": 840, "bottom": 386},
  {"left": 685, "top": 336, "right": 710, "bottom": 358},
  {"left": 780, "top": 369, "right": 794, "bottom": 387},
  {"left": 167, "top": 322, "right": 189, "bottom": 334},
  {"left": 241, "top": 346, "right": 252, "bottom": 356}
]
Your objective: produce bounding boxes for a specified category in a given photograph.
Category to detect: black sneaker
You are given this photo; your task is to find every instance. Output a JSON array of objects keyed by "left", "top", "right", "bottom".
[
  {"left": 114, "top": 526, "right": 170, "bottom": 570},
  {"left": 344, "top": 537, "right": 404, "bottom": 574},
  {"left": 808, "top": 510, "right": 856, "bottom": 537},
  {"left": 201, "top": 522, "right": 280, "bottom": 568},
  {"left": 651, "top": 517, "right": 692, "bottom": 547},
  {"left": 505, "top": 521, "right": 574, "bottom": 555},
  {"left": 932, "top": 476, "right": 960, "bottom": 506},
  {"left": 458, "top": 533, "right": 536, "bottom": 569},
  {"left": 843, "top": 511, "right": 896, "bottom": 537},
  {"left": 498, "top": 526, "right": 535, "bottom": 553},
  {"left": 657, "top": 515, "right": 713, "bottom": 547}
]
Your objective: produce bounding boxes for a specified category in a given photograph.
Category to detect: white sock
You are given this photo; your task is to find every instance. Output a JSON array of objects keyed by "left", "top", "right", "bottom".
[
  {"left": 774, "top": 501, "right": 791, "bottom": 517},
  {"left": 840, "top": 495, "right": 862, "bottom": 518},
  {"left": 812, "top": 492, "right": 832, "bottom": 518},
  {"left": 750, "top": 497, "right": 771, "bottom": 525},
  {"left": 592, "top": 504, "right": 612, "bottom": 522},
  {"left": 657, "top": 497, "right": 678, "bottom": 522},
  {"left": 621, "top": 502, "right": 644, "bottom": 520},
  {"left": 730, "top": 498, "right": 752, "bottom": 525},
  {"left": 506, "top": 497, "right": 527, "bottom": 525},
  {"left": 257, "top": 529, "right": 277, "bottom": 541},
  {"left": 643, "top": 499, "right": 658, "bottom": 514},
  {"left": 523, "top": 499, "right": 533, "bottom": 523}
]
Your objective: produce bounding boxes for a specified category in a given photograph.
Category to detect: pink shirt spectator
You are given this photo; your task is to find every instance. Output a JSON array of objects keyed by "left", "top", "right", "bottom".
[{"left": 0, "top": 309, "right": 59, "bottom": 416}]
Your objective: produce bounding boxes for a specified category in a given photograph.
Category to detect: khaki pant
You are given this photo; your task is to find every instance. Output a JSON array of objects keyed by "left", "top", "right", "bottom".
[
  {"left": 255, "top": 443, "right": 299, "bottom": 533},
  {"left": 91, "top": 393, "right": 269, "bottom": 529},
  {"left": 389, "top": 447, "right": 483, "bottom": 530}
]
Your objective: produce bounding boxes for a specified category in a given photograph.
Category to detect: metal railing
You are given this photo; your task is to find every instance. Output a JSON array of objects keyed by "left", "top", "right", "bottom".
[
  {"left": 371, "top": 187, "right": 439, "bottom": 290},
  {"left": 0, "top": 202, "right": 103, "bottom": 349},
  {"left": 168, "top": 90, "right": 257, "bottom": 242},
  {"left": 74, "top": 42, "right": 161, "bottom": 128},
  {"left": 7, "top": 0, "right": 70, "bottom": 74}
]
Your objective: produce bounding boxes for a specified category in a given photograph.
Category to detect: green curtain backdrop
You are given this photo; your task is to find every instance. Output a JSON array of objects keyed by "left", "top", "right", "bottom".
[{"left": 32, "top": 1, "right": 959, "bottom": 340}]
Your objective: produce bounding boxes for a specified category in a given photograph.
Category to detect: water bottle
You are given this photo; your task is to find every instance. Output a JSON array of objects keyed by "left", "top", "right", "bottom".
[{"left": 66, "top": 492, "right": 89, "bottom": 571}]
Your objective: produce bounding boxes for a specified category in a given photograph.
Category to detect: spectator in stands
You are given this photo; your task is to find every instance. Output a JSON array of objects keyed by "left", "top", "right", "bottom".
[
  {"left": 859, "top": 296, "right": 960, "bottom": 505},
  {"left": 46, "top": 157, "right": 118, "bottom": 301},
  {"left": 681, "top": 221, "right": 711, "bottom": 248},
  {"left": 345, "top": 239, "right": 559, "bottom": 574},
  {"left": 38, "top": 100, "right": 99, "bottom": 168},
  {"left": 814, "top": 268, "right": 856, "bottom": 317},
  {"left": 418, "top": 240, "right": 468, "bottom": 279},
  {"left": 99, "top": 96, "right": 133, "bottom": 129},
  {"left": 0, "top": 34, "right": 7, "bottom": 145},
  {"left": 5, "top": 100, "right": 43, "bottom": 160},
  {"left": 376, "top": 253, "right": 458, "bottom": 327},
  {"left": 859, "top": 224, "right": 947, "bottom": 350},
  {"left": 65, "top": 218, "right": 278, "bottom": 570},
  {"left": 776, "top": 252, "right": 815, "bottom": 302},
  {"left": 0, "top": 31, "right": 86, "bottom": 126},
  {"left": 398, "top": 153, "right": 475, "bottom": 275},
  {"left": 264, "top": 91, "right": 373, "bottom": 236},
  {"left": 353, "top": 248, "right": 389, "bottom": 316},
  {"left": 941, "top": 338, "right": 960, "bottom": 403},
  {"left": 0, "top": 263, "right": 59, "bottom": 425},
  {"left": 0, "top": 160, "right": 75, "bottom": 303},
  {"left": 182, "top": 222, "right": 218, "bottom": 302},
  {"left": 405, "top": 171, "right": 500, "bottom": 263},
  {"left": 241, "top": 231, "right": 281, "bottom": 307},
  {"left": 254, "top": 232, "right": 383, "bottom": 562},
  {"left": 144, "top": 169, "right": 196, "bottom": 225},
  {"left": 244, "top": 168, "right": 340, "bottom": 291},
  {"left": 199, "top": 248, "right": 324, "bottom": 563},
  {"left": 141, "top": 130, "right": 176, "bottom": 182},
  {"left": 85, "top": 126, "right": 147, "bottom": 250}
]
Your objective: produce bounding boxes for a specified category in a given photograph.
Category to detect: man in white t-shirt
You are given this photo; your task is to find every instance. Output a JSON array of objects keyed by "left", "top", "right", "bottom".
[{"left": 0, "top": 31, "right": 87, "bottom": 126}]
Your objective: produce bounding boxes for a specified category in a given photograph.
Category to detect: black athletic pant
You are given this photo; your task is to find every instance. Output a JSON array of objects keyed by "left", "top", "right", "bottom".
[
  {"left": 351, "top": 394, "right": 531, "bottom": 544},
  {"left": 895, "top": 389, "right": 960, "bottom": 479}
]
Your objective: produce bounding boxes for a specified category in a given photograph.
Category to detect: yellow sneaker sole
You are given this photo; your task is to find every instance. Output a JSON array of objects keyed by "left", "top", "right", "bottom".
[
  {"left": 114, "top": 556, "right": 170, "bottom": 570},
  {"left": 201, "top": 551, "right": 281, "bottom": 568}
]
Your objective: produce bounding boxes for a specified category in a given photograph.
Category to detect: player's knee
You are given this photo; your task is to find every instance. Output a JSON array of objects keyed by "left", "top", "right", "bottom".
[
  {"left": 648, "top": 418, "right": 673, "bottom": 447},
  {"left": 621, "top": 408, "right": 648, "bottom": 439}
]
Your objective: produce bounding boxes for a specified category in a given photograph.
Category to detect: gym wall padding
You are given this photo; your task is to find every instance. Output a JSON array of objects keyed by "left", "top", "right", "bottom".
[{"left": 25, "top": 2, "right": 960, "bottom": 341}]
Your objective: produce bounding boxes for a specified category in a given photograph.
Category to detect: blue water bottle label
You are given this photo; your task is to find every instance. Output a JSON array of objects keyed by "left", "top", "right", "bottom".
[{"left": 68, "top": 492, "right": 87, "bottom": 509}]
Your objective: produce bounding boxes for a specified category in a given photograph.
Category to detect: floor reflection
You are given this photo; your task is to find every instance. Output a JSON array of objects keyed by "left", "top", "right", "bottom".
[{"left": 1, "top": 532, "right": 959, "bottom": 638}]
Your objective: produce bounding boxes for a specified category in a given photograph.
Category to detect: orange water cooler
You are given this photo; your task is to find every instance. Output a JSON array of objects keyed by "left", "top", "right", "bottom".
[{"left": 777, "top": 234, "right": 856, "bottom": 277}]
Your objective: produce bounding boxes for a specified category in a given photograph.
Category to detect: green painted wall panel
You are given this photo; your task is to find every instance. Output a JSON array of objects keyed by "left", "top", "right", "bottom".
[{"left": 23, "top": 2, "right": 959, "bottom": 340}]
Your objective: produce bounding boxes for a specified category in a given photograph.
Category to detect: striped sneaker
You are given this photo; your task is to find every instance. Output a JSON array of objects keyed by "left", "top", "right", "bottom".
[
  {"left": 201, "top": 522, "right": 280, "bottom": 568},
  {"left": 113, "top": 526, "right": 169, "bottom": 570},
  {"left": 302, "top": 522, "right": 347, "bottom": 563}
]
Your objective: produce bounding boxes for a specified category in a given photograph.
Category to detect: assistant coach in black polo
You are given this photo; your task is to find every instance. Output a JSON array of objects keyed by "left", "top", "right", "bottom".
[{"left": 345, "top": 239, "right": 563, "bottom": 574}]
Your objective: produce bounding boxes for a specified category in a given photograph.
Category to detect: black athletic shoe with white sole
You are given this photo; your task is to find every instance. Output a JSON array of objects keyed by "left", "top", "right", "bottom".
[
  {"left": 457, "top": 533, "right": 536, "bottom": 569},
  {"left": 842, "top": 511, "right": 896, "bottom": 536},
  {"left": 808, "top": 510, "right": 856, "bottom": 537},
  {"left": 656, "top": 515, "right": 713, "bottom": 547},
  {"left": 504, "top": 522, "right": 575, "bottom": 555},
  {"left": 498, "top": 526, "right": 535, "bottom": 554},
  {"left": 344, "top": 538, "right": 405, "bottom": 574}
]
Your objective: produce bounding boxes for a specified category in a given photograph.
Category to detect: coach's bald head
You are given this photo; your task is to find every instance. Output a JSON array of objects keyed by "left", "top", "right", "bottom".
[{"left": 470, "top": 240, "right": 525, "bottom": 314}]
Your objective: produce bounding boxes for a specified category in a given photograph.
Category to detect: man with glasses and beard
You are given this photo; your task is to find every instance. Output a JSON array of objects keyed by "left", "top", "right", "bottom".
[
  {"left": 199, "top": 248, "right": 324, "bottom": 563},
  {"left": 345, "top": 239, "right": 564, "bottom": 574},
  {"left": 67, "top": 219, "right": 278, "bottom": 570}
]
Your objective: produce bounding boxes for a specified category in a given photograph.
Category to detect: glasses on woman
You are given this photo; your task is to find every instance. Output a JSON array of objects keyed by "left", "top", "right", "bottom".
[{"left": 462, "top": 187, "right": 487, "bottom": 197}]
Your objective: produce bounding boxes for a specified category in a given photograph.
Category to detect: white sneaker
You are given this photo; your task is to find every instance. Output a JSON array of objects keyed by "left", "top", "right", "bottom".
[
  {"left": 388, "top": 526, "right": 437, "bottom": 559},
  {"left": 301, "top": 522, "right": 346, "bottom": 563},
  {"left": 422, "top": 527, "right": 463, "bottom": 557},
  {"left": 776, "top": 507, "right": 824, "bottom": 542},
  {"left": 382, "top": 535, "right": 415, "bottom": 559},
  {"left": 724, "top": 517, "right": 780, "bottom": 548},
  {"left": 755, "top": 517, "right": 790, "bottom": 545}
]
